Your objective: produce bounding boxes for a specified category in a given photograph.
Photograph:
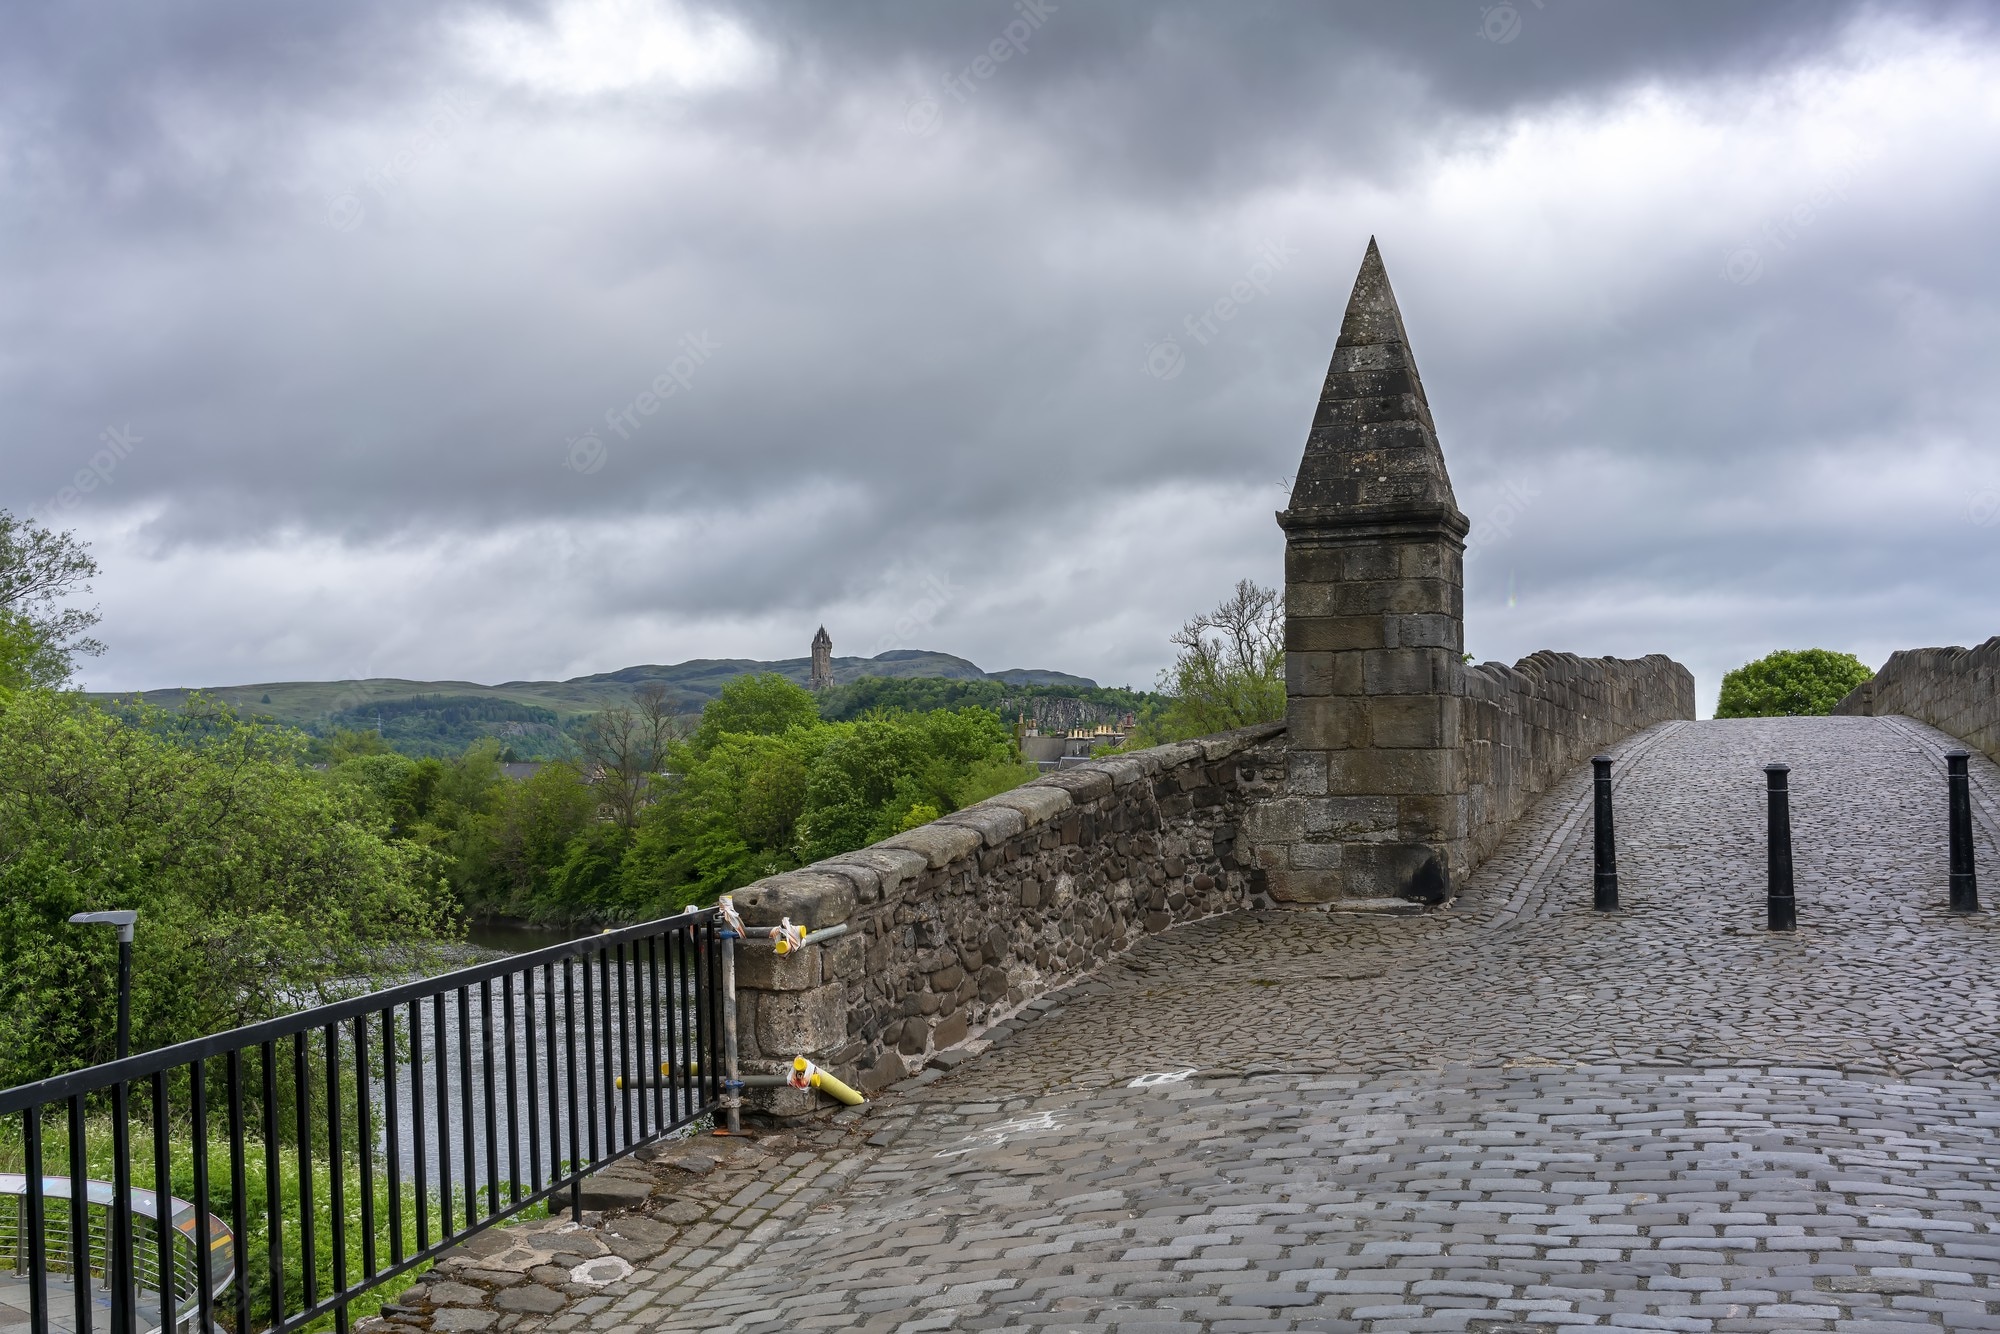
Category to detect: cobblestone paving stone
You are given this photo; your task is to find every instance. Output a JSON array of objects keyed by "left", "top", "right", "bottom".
[{"left": 399, "top": 717, "right": 2000, "bottom": 1332}]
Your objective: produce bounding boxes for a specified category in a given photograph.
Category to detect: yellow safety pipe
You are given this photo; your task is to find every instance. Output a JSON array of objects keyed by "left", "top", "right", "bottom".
[{"left": 792, "top": 1056, "right": 864, "bottom": 1106}]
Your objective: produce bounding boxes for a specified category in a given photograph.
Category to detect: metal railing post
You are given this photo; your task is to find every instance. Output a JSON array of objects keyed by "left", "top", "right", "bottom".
[
  {"left": 721, "top": 936, "right": 741, "bottom": 1135},
  {"left": 1765, "top": 762, "right": 1795, "bottom": 931},
  {"left": 1947, "top": 749, "right": 1980, "bottom": 912},
  {"left": 1591, "top": 754, "right": 1618, "bottom": 911}
]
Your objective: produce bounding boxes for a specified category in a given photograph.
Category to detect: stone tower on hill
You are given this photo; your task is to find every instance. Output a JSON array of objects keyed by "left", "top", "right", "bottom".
[
  {"left": 809, "top": 626, "right": 833, "bottom": 691},
  {"left": 1266, "top": 236, "right": 1471, "bottom": 904}
]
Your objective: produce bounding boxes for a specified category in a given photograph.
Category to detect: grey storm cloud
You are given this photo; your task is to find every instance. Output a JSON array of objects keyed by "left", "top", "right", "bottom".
[{"left": 2, "top": 0, "right": 1998, "bottom": 708}]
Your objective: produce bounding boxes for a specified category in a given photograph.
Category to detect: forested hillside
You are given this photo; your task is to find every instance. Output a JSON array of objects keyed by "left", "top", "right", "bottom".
[{"left": 92, "top": 649, "right": 1106, "bottom": 758}]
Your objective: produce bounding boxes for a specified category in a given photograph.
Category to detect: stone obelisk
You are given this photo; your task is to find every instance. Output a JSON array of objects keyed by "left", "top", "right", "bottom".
[{"left": 1254, "top": 237, "right": 1472, "bottom": 905}]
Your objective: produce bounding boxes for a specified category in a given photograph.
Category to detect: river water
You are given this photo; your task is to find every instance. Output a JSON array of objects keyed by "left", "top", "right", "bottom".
[
  {"left": 375, "top": 918, "right": 713, "bottom": 1204},
  {"left": 463, "top": 919, "right": 585, "bottom": 956}
]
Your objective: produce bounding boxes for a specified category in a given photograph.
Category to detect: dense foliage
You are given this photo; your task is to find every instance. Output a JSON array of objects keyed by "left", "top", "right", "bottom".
[
  {"left": 1715, "top": 649, "right": 1874, "bottom": 718},
  {"left": 0, "top": 691, "right": 455, "bottom": 1086},
  {"left": 293, "top": 675, "right": 1034, "bottom": 926},
  {"left": 621, "top": 676, "right": 1033, "bottom": 909}
]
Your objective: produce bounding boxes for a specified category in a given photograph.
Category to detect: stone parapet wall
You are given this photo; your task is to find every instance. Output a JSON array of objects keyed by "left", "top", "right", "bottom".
[
  {"left": 728, "top": 722, "right": 1286, "bottom": 1116},
  {"left": 1833, "top": 637, "right": 2000, "bottom": 761},
  {"left": 1462, "top": 652, "right": 1696, "bottom": 867},
  {"left": 1245, "top": 650, "right": 1694, "bottom": 903}
]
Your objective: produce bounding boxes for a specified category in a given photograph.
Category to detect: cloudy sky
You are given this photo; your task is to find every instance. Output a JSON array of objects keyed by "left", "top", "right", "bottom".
[{"left": 6, "top": 0, "right": 1998, "bottom": 714}]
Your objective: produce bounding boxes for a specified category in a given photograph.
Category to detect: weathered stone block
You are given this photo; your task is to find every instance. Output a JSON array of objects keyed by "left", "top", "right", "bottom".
[
  {"left": 1368, "top": 695, "right": 1457, "bottom": 749},
  {"left": 577, "top": 1172, "right": 653, "bottom": 1212},
  {"left": 1326, "top": 746, "right": 1457, "bottom": 796},
  {"left": 1200, "top": 722, "right": 1285, "bottom": 759},
  {"left": 1304, "top": 796, "right": 1399, "bottom": 838},
  {"left": 931, "top": 1010, "right": 968, "bottom": 1049},
  {"left": 754, "top": 984, "right": 846, "bottom": 1056},
  {"left": 734, "top": 871, "right": 856, "bottom": 930},
  {"left": 1360, "top": 648, "right": 1452, "bottom": 697},
  {"left": 818, "top": 846, "right": 929, "bottom": 900},
  {"left": 1034, "top": 767, "right": 1114, "bottom": 802},
  {"left": 1287, "top": 612, "right": 1388, "bottom": 652},
  {"left": 1091, "top": 757, "right": 1150, "bottom": 788},
  {"left": 1332, "top": 577, "right": 1456, "bottom": 616},
  {"left": 1385, "top": 612, "right": 1460, "bottom": 651},
  {"left": 1397, "top": 541, "right": 1460, "bottom": 581},
  {"left": 880, "top": 822, "right": 983, "bottom": 870},
  {"left": 1395, "top": 793, "right": 1469, "bottom": 844},
  {"left": 751, "top": 1084, "right": 820, "bottom": 1119},
  {"left": 1265, "top": 863, "right": 1341, "bottom": 904},
  {"left": 1289, "top": 840, "right": 1345, "bottom": 870},
  {"left": 1286, "top": 696, "right": 1371, "bottom": 751},
  {"left": 1285, "top": 750, "right": 1329, "bottom": 795},
  {"left": 938, "top": 801, "right": 1027, "bottom": 847},
  {"left": 859, "top": 1049, "right": 906, "bottom": 1091},
  {"left": 1241, "top": 796, "right": 1309, "bottom": 845},
  {"left": 733, "top": 943, "right": 820, "bottom": 992},
  {"left": 812, "top": 858, "right": 883, "bottom": 904}
]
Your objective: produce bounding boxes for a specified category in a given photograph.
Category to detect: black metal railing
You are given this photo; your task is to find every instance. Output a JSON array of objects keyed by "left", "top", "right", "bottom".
[{"left": 0, "top": 909, "right": 724, "bottom": 1334}]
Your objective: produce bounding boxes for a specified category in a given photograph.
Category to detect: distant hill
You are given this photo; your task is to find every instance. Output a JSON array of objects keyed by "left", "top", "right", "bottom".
[{"left": 90, "top": 651, "right": 1102, "bottom": 759}]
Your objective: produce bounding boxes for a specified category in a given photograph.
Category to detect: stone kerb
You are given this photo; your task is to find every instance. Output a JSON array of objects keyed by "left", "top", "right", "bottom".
[
  {"left": 1834, "top": 635, "right": 2000, "bottom": 763},
  {"left": 727, "top": 722, "right": 1286, "bottom": 1117}
]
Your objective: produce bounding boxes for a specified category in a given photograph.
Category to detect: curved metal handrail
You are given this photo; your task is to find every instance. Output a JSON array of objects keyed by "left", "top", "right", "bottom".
[{"left": 0, "top": 1173, "right": 234, "bottom": 1334}]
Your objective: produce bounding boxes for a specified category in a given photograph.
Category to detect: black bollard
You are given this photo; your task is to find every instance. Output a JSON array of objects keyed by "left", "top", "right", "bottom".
[
  {"left": 1592, "top": 754, "right": 1619, "bottom": 911},
  {"left": 1947, "top": 749, "right": 1980, "bottom": 912},
  {"left": 1765, "top": 763, "right": 1795, "bottom": 931}
]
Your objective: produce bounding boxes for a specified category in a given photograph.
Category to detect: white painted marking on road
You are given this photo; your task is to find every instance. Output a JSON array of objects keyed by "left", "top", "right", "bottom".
[
  {"left": 932, "top": 1110, "right": 1062, "bottom": 1158},
  {"left": 1127, "top": 1068, "right": 1198, "bottom": 1088}
]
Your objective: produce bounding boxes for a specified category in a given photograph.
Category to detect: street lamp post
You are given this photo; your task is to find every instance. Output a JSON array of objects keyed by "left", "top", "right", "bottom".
[{"left": 69, "top": 910, "right": 138, "bottom": 1060}]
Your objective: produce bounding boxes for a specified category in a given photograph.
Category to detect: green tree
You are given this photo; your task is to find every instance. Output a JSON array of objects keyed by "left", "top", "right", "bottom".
[
  {"left": 1715, "top": 649, "right": 1874, "bottom": 718},
  {"left": 1140, "top": 579, "right": 1285, "bottom": 744},
  {"left": 546, "top": 822, "right": 636, "bottom": 914},
  {"left": 688, "top": 673, "right": 819, "bottom": 753},
  {"left": 578, "top": 682, "right": 687, "bottom": 829},
  {"left": 797, "top": 708, "right": 1027, "bottom": 861},
  {"left": 320, "top": 741, "right": 511, "bottom": 902},
  {"left": 0, "top": 691, "right": 455, "bottom": 1084},
  {"left": 0, "top": 613, "right": 50, "bottom": 695},
  {"left": 0, "top": 510, "right": 102, "bottom": 687},
  {"left": 485, "top": 761, "right": 599, "bottom": 917},
  {"left": 623, "top": 730, "right": 823, "bottom": 908}
]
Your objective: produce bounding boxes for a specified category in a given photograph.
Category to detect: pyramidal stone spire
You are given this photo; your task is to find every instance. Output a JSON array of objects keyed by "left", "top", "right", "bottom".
[
  {"left": 1283, "top": 238, "right": 1463, "bottom": 526},
  {"left": 1248, "top": 237, "right": 1473, "bottom": 908}
]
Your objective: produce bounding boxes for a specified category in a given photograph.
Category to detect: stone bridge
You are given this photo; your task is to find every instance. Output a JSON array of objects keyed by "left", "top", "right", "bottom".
[
  {"left": 375, "top": 242, "right": 1998, "bottom": 1332},
  {"left": 389, "top": 713, "right": 2000, "bottom": 1332}
]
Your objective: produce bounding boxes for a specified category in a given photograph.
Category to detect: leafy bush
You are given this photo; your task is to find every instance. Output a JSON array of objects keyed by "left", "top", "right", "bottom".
[{"left": 1714, "top": 649, "right": 1874, "bottom": 718}]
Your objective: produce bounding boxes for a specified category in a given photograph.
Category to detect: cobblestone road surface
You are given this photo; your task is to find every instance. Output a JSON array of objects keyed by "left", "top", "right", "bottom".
[{"left": 412, "top": 717, "right": 2000, "bottom": 1332}]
